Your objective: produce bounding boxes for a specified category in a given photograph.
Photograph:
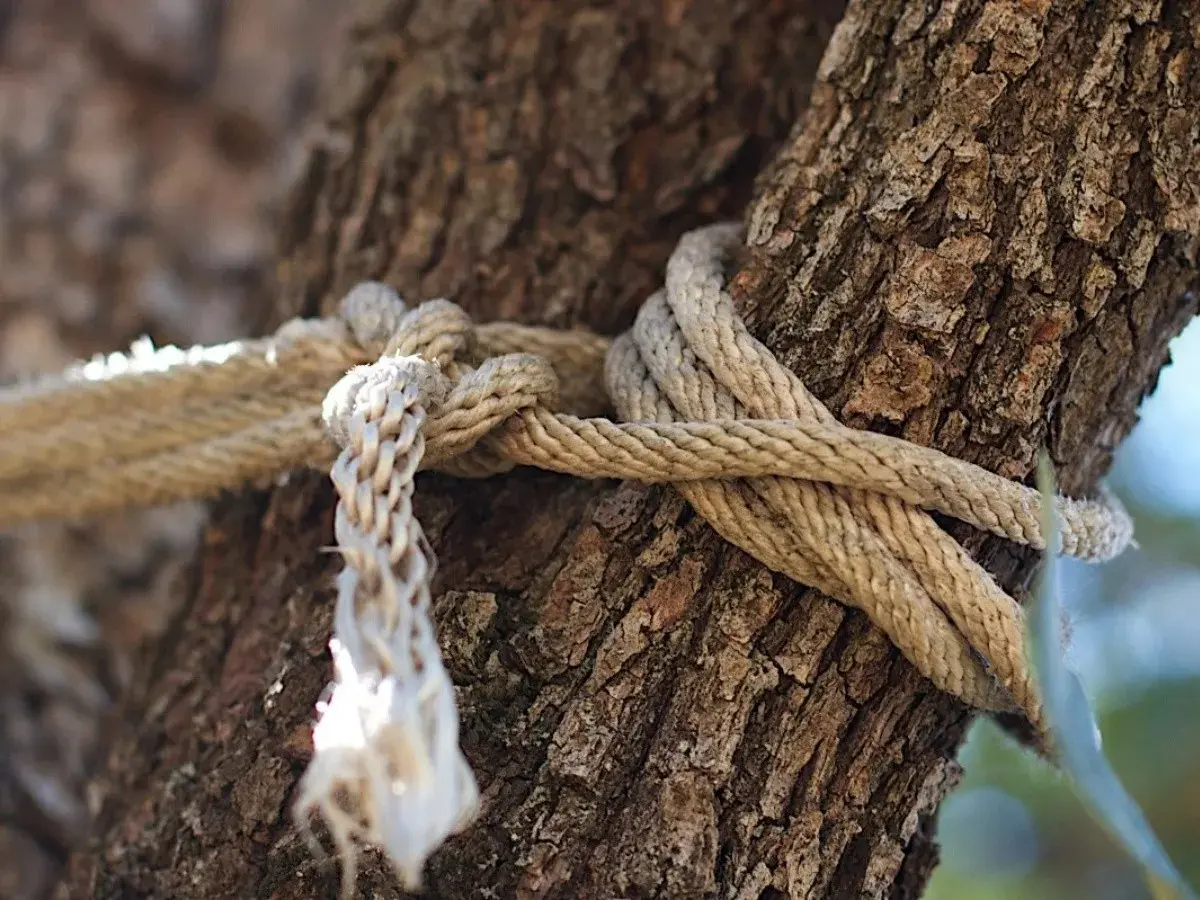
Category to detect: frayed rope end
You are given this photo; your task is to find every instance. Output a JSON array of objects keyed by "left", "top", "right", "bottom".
[{"left": 292, "top": 639, "right": 480, "bottom": 896}]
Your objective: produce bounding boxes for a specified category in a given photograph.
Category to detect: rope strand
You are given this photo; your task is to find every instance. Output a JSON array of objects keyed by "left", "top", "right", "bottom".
[{"left": 0, "top": 223, "right": 1134, "bottom": 895}]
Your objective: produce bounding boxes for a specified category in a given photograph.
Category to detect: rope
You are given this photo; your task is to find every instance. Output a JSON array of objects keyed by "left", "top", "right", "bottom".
[{"left": 0, "top": 224, "right": 1133, "bottom": 894}]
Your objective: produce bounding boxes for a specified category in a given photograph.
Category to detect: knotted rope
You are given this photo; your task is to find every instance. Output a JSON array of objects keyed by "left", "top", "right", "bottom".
[{"left": 0, "top": 224, "right": 1132, "bottom": 893}]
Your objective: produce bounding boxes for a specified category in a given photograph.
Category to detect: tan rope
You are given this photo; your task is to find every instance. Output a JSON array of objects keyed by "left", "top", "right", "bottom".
[{"left": 0, "top": 224, "right": 1134, "bottom": 893}]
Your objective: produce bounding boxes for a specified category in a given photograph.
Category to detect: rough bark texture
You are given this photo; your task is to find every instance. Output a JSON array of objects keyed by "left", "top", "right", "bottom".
[
  {"left": 0, "top": 3, "right": 350, "bottom": 897},
  {"left": 66, "top": 1, "right": 1199, "bottom": 899}
]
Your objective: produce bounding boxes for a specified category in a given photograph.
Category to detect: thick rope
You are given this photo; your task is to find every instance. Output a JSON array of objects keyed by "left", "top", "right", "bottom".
[{"left": 0, "top": 224, "right": 1133, "bottom": 893}]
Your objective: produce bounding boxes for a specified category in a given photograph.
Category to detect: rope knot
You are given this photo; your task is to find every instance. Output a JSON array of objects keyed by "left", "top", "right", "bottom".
[
  {"left": 0, "top": 224, "right": 1137, "bottom": 898},
  {"left": 336, "top": 282, "right": 563, "bottom": 475},
  {"left": 321, "top": 356, "right": 450, "bottom": 449},
  {"left": 341, "top": 282, "right": 475, "bottom": 366},
  {"left": 423, "top": 353, "right": 559, "bottom": 466},
  {"left": 339, "top": 280, "right": 409, "bottom": 349},
  {"left": 609, "top": 224, "right": 1042, "bottom": 720}
]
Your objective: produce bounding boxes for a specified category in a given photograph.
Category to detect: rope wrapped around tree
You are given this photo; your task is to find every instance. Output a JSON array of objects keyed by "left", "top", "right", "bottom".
[{"left": 0, "top": 224, "right": 1133, "bottom": 895}]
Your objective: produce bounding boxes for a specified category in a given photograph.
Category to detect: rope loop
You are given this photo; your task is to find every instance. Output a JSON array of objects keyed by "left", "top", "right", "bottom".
[{"left": 0, "top": 223, "right": 1136, "bottom": 895}]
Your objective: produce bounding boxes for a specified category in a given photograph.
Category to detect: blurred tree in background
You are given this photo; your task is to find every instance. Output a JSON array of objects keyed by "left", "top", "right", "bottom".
[{"left": 0, "top": 2, "right": 351, "bottom": 895}]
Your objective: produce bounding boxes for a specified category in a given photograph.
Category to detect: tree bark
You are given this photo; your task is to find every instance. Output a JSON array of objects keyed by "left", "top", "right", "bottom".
[{"left": 66, "top": 1, "right": 1199, "bottom": 899}]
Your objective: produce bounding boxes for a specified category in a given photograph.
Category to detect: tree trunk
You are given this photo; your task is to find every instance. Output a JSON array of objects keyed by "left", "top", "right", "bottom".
[{"left": 66, "top": 1, "right": 1199, "bottom": 898}]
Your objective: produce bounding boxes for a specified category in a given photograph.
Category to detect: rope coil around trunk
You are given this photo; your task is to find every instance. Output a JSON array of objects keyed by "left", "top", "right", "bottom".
[{"left": 0, "top": 224, "right": 1133, "bottom": 894}]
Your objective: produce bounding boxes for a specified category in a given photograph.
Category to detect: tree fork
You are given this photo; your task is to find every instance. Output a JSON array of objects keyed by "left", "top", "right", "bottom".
[{"left": 67, "top": 1, "right": 1199, "bottom": 899}]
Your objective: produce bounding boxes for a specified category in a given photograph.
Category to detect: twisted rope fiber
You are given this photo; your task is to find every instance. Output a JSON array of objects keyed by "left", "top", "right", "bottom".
[{"left": 0, "top": 224, "right": 1132, "bottom": 894}]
